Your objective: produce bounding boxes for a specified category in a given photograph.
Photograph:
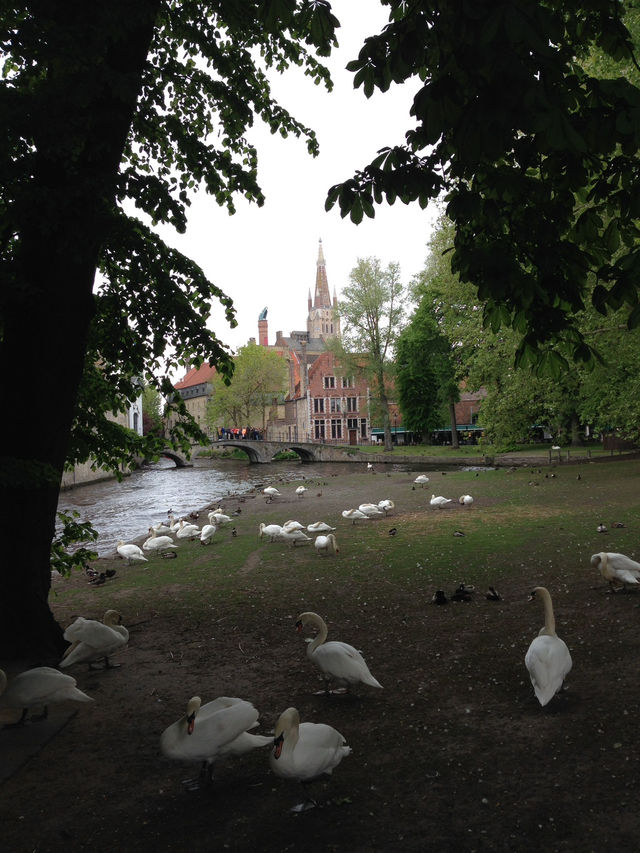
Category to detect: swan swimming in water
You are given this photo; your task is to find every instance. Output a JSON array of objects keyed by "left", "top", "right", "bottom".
[
  {"left": 161, "top": 695, "right": 271, "bottom": 789},
  {"left": 270, "top": 706, "right": 351, "bottom": 811},
  {"left": 60, "top": 609, "right": 129, "bottom": 670},
  {"left": 525, "top": 586, "right": 572, "bottom": 707},
  {"left": 296, "top": 611, "right": 383, "bottom": 694},
  {"left": 0, "top": 666, "right": 93, "bottom": 726},
  {"left": 590, "top": 552, "right": 640, "bottom": 592}
]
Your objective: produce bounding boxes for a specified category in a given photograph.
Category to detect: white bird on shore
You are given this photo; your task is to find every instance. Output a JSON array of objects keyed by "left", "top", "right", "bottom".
[
  {"left": 116, "top": 541, "right": 148, "bottom": 563},
  {"left": 525, "top": 587, "right": 572, "bottom": 707},
  {"left": 263, "top": 486, "right": 281, "bottom": 502},
  {"left": 282, "top": 519, "right": 305, "bottom": 533},
  {"left": 314, "top": 533, "right": 339, "bottom": 555},
  {"left": 341, "top": 508, "right": 368, "bottom": 524},
  {"left": 377, "top": 499, "right": 395, "bottom": 515},
  {"left": 259, "top": 522, "right": 283, "bottom": 542},
  {"left": 307, "top": 521, "right": 336, "bottom": 534},
  {"left": 430, "top": 494, "right": 452, "bottom": 509},
  {"left": 296, "top": 611, "right": 383, "bottom": 694},
  {"left": 209, "top": 511, "right": 232, "bottom": 525},
  {"left": 459, "top": 494, "right": 474, "bottom": 507},
  {"left": 279, "top": 528, "right": 312, "bottom": 546},
  {"left": 295, "top": 485, "right": 308, "bottom": 498},
  {"left": 358, "top": 502, "right": 384, "bottom": 517},
  {"left": 414, "top": 475, "right": 430, "bottom": 487},
  {"left": 200, "top": 524, "right": 217, "bottom": 545},
  {"left": 152, "top": 521, "right": 172, "bottom": 535},
  {"left": 270, "top": 706, "right": 351, "bottom": 811},
  {"left": 591, "top": 552, "right": 640, "bottom": 591},
  {"left": 60, "top": 609, "right": 129, "bottom": 670},
  {"left": 143, "top": 528, "right": 177, "bottom": 554},
  {"left": 0, "top": 667, "right": 93, "bottom": 726},
  {"left": 161, "top": 696, "right": 271, "bottom": 789},
  {"left": 176, "top": 520, "right": 200, "bottom": 539}
]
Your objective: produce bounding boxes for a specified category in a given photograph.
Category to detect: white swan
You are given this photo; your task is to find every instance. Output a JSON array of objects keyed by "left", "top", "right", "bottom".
[
  {"left": 116, "top": 541, "right": 148, "bottom": 563},
  {"left": 307, "top": 521, "right": 336, "bottom": 533},
  {"left": 296, "top": 611, "right": 383, "bottom": 693},
  {"left": 199, "top": 523, "right": 217, "bottom": 544},
  {"left": 377, "top": 499, "right": 395, "bottom": 514},
  {"left": 0, "top": 666, "right": 93, "bottom": 725},
  {"left": 282, "top": 519, "right": 305, "bottom": 533},
  {"left": 295, "top": 485, "right": 308, "bottom": 498},
  {"left": 358, "top": 503, "right": 385, "bottom": 517},
  {"left": 341, "top": 508, "right": 369, "bottom": 524},
  {"left": 430, "top": 494, "right": 452, "bottom": 509},
  {"left": 525, "top": 586, "right": 572, "bottom": 707},
  {"left": 152, "top": 521, "right": 172, "bottom": 535},
  {"left": 414, "top": 475, "right": 430, "bottom": 487},
  {"left": 263, "top": 486, "right": 281, "bottom": 501},
  {"left": 270, "top": 706, "right": 351, "bottom": 810},
  {"left": 259, "top": 522, "right": 283, "bottom": 542},
  {"left": 143, "top": 528, "right": 177, "bottom": 553},
  {"left": 161, "top": 695, "right": 271, "bottom": 788},
  {"left": 60, "top": 609, "right": 129, "bottom": 670},
  {"left": 591, "top": 552, "right": 640, "bottom": 591},
  {"left": 279, "top": 528, "right": 312, "bottom": 546},
  {"left": 176, "top": 520, "right": 200, "bottom": 539},
  {"left": 208, "top": 511, "right": 232, "bottom": 525},
  {"left": 459, "top": 494, "right": 474, "bottom": 506},
  {"left": 314, "top": 534, "right": 339, "bottom": 555}
]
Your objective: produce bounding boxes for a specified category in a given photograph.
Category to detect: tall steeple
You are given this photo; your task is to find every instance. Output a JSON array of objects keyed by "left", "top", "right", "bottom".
[
  {"left": 313, "top": 238, "right": 332, "bottom": 308},
  {"left": 307, "top": 239, "right": 340, "bottom": 341}
]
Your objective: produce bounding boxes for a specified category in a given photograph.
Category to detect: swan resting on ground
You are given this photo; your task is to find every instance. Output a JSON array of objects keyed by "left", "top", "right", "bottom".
[
  {"left": 525, "top": 586, "right": 572, "bottom": 707},
  {"left": 590, "top": 552, "right": 640, "bottom": 591},
  {"left": 314, "top": 534, "right": 339, "bottom": 555},
  {"left": 270, "top": 706, "right": 351, "bottom": 811},
  {"left": 143, "top": 529, "right": 177, "bottom": 553},
  {"left": 341, "top": 508, "right": 369, "bottom": 524},
  {"left": 0, "top": 666, "right": 93, "bottom": 726},
  {"left": 296, "top": 611, "right": 382, "bottom": 694},
  {"left": 160, "top": 695, "right": 271, "bottom": 789},
  {"left": 459, "top": 494, "right": 474, "bottom": 506},
  {"left": 358, "top": 502, "right": 385, "bottom": 517},
  {"left": 60, "top": 609, "right": 129, "bottom": 670},
  {"left": 307, "top": 521, "right": 336, "bottom": 533}
]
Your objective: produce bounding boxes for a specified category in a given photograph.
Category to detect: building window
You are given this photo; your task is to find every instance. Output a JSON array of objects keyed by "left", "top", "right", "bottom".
[
  {"left": 314, "top": 420, "right": 326, "bottom": 440},
  {"left": 341, "top": 376, "right": 352, "bottom": 388},
  {"left": 313, "top": 398, "right": 325, "bottom": 413},
  {"left": 360, "top": 418, "right": 367, "bottom": 438},
  {"left": 346, "top": 396, "right": 357, "bottom": 412},
  {"left": 330, "top": 397, "right": 341, "bottom": 413},
  {"left": 324, "top": 376, "right": 336, "bottom": 389},
  {"left": 347, "top": 418, "right": 358, "bottom": 430},
  {"left": 331, "top": 419, "right": 342, "bottom": 439}
]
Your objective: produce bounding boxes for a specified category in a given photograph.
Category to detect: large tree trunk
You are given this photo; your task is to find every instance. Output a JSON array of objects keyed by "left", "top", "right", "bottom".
[{"left": 0, "top": 3, "right": 160, "bottom": 662}]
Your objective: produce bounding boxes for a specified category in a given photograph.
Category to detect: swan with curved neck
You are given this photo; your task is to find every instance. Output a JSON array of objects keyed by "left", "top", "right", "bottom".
[
  {"left": 270, "top": 706, "right": 351, "bottom": 811},
  {"left": 591, "top": 552, "right": 640, "bottom": 592},
  {"left": 0, "top": 666, "right": 93, "bottom": 726},
  {"left": 314, "top": 534, "right": 339, "bottom": 556},
  {"left": 525, "top": 586, "right": 572, "bottom": 706},
  {"left": 60, "top": 609, "right": 129, "bottom": 670},
  {"left": 296, "top": 611, "right": 382, "bottom": 694}
]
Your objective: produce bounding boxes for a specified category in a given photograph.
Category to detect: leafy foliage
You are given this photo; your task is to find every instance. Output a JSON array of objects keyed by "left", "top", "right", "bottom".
[{"left": 50, "top": 511, "right": 99, "bottom": 577}]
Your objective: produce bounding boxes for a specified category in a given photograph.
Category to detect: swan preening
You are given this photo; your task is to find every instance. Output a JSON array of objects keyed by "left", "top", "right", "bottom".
[
  {"left": 525, "top": 587, "right": 572, "bottom": 707},
  {"left": 143, "top": 529, "right": 177, "bottom": 554},
  {"left": 430, "top": 495, "right": 452, "bottom": 508},
  {"left": 314, "top": 533, "right": 339, "bottom": 555},
  {"left": 459, "top": 494, "right": 474, "bottom": 506},
  {"left": 161, "top": 696, "right": 271, "bottom": 789},
  {"left": 341, "top": 508, "right": 369, "bottom": 524},
  {"left": 177, "top": 520, "right": 200, "bottom": 539},
  {"left": 259, "top": 522, "right": 283, "bottom": 541},
  {"left": 279, "top": 528, "right": 312, "bottom": 546},
  {"left": 377, "top": 499, "right": 394, "bottom": 515},
  {"left": 296, "top": 611, "right": 382, "bottom": 694},
  {"left": 591, "top": 552, "right": 640, "bottom": 591},
  {"left": 358, "top": 503, "right": 385, "bottom": 517},
  {"left": 0, "top": 666, "right": 93, "bottom": 726},
  {"left": 307, "top": 521, "right": 336, "bottom": 533},
  {"left": 263, "top": 486, "right": 281, "bottom": 501},
  {"left": 414, "top": 474, "right": 430, "bottom": 487},
  {"left": 199, "top": 523, "right": 217, "bottom": 544},
  {"left": 60, "top": 609, "right": 129, "bottom": 670},
  {"left": 270, "top": 706, "right": 351, "bottom": 811},
  {"left": 116, "top": 541, "right": 148, "bottom": 563},
  {"left": 295, "top": 485, "right": 308, "bottom": 498}
]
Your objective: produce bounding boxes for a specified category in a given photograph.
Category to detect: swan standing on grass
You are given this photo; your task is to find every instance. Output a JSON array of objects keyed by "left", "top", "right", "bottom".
[
  {"left": 282, "top": 519, "right": 305, "bottom": 533},
  {"left": 161, "top": 696, "right": 271, "bottom": 790},
  {"left": 209, "top": 510, "right": 232, "bottom": 525},
  {"left": 176, "top": 519, "right": 200, "bottom": 539},
  {"left": 414, "top": 475, "right": 430, "bottom": 487},
  {"left": 591, "top": 552, "right": 640, "bottom": 592},
  {"left": 258, "top": 522, "right": 283, "bottom": 542},
  {"left": 358, "top": 502, "right": 385, "bottom": 517},
  {"left": 116, "top": 541, "right": 148, "bottom": 563},
  {"left": 296, "top": 611, "right": 383, "bottom": 694},
  {"left": 143, "top": 528, "right": 177, "bottom": 554},
  {"left": 0, "top": 667, "right": 93, "bottom": 726},
  {"left": 525, "top": 587, "right": 572, "bottom": 707},
  {"left": 270, "top": 706, "right": 352, "bottom": 811},
  {"left": 459, "top": 494, "right": 474, "bottom": 507},
  {"left": 295, "top": 485, "right": 308, "bottom": 498},
  {"left": 341, "top": 508, "right": 369, "bottom": 524},
  {"left": 430, "top": 494, "right": 452, "bottom": 509},
  {"left": 377, "top": 499, "right": 395, "bottom": 515},
  {"left": 60, "top": 609, "right": 129, "bottom": 670},
  {"left": 279, "top": 528, "right": 312, "bottom": 546},
  {"left": 263, "top": 486, "right": 281, "bottom": 502},
  {"left": 307, "top": 521, "right": 336, "bottom": 534},
  {"left": 199, "top": 523, "right": 217, "bottom": 545},
  {"left": 314, "top": 534, "right": 339, "bottom": 555}
]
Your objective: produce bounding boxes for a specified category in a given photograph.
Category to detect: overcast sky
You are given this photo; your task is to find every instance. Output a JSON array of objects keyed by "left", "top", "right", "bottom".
[{"left": 159, "top": 1, "right": 439, "bottom": 358}]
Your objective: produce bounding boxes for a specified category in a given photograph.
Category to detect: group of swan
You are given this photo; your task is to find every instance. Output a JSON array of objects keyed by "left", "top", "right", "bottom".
[
  {"left": 258, "top": 519, "right": 338, "bottom": 552},
  {"left": 340, "top": 500, "right": 393, "bottom": 524}
]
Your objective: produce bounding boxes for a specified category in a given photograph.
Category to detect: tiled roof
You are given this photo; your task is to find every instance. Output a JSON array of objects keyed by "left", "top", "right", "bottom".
[{"left": 174, "top": 362, "right": 218, "bottom": 390}]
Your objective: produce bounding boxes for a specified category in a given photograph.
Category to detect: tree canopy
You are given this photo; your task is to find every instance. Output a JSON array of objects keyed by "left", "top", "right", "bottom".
[{"left": 327, "top": 1, "right": 640, "bottom": 373}]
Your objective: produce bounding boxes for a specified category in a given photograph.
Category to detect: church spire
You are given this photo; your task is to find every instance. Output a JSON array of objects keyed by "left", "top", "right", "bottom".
[{"left": 313, "top": 238, "right": 331, "bottom": 308}]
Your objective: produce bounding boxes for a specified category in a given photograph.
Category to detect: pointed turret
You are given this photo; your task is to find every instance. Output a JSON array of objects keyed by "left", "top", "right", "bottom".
[
  {"left": 313, "top": 238, "right": 332, "bottom": 308},
  {"left": 307, "top": 239, "right": 340, "bottom": 341}
]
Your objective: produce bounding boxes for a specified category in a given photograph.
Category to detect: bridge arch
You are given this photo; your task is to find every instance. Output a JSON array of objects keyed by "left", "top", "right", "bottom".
[{"left": 160, "top": 449, "right": 191, "bottom": 467}]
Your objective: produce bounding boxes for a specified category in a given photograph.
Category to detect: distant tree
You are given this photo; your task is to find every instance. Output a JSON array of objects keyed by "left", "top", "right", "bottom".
[
  {"left": 395, "top": 301, "right": 456, "bottom": 443},
  {"left": 328, "top": 1, "right": 640, "bottom": 371},
  {"left": 206, "top": 343, "right": 288, "bottom": 433},
  {"left": 142, "top": 384, "right": 164, "bottom": 436},
  {"left": 334, "top": 258, "right": 404, "bottom": 451},
  {"left": 0, "top": 2, "right": 338, "bottom": 660}
]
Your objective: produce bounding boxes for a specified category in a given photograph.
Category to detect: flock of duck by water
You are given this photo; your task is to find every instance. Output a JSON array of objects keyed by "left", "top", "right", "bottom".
[{"left": 3, "top": 470, "right": 640, "bottom": 810}]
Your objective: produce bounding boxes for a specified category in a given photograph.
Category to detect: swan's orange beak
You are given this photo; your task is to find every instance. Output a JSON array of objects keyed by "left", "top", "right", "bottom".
[
  {"left": 187, "top": 711, "right": 196, "bottom": 735},
  {"left": 273, "top": 733, "right": 284, "bottom": 759},
  {"left": 295, "top": 620, "right": 303, "bottom": 633}
]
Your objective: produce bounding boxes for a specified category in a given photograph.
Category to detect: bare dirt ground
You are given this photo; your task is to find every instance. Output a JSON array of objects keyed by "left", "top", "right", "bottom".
[{"left": 2, "top": 462, "right": 640, "bottom": 853}]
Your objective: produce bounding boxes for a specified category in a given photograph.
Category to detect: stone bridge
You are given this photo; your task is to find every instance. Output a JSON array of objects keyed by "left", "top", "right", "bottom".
[{"left": 210, "top": 439, "right": 360, "bottom": 464}]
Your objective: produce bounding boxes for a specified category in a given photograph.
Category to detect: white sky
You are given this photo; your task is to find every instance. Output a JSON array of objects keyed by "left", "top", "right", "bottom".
[{"left": 158, "top": 1, "right": 439, "bottom": 356}]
